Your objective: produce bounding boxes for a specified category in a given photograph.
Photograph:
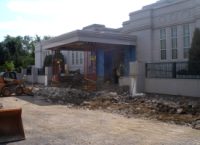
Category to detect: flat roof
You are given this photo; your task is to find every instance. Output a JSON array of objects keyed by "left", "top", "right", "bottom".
[{"left": 39, "top": 30, "right": 136, "bottom": 50}]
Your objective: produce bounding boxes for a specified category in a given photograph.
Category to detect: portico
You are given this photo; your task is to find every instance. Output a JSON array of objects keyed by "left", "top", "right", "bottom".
[{"left": 39, "top": 29, "right": 136, "bottom": 86}]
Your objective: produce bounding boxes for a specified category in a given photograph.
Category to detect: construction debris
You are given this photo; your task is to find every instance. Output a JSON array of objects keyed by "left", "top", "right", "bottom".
[
  {"left": 33, "top": 86, "right": 200, "bottom": 130},
  {"left": 34, "top": 87, "right": 91, "bottom": 105}
]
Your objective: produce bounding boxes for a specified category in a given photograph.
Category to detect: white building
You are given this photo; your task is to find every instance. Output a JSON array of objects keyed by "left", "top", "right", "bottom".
[
  {"left": 35, "top": 0, "right": 200, "bottom": 97},
  {"left": 122, "top": 0, "right": 200, "bottom": 63}
]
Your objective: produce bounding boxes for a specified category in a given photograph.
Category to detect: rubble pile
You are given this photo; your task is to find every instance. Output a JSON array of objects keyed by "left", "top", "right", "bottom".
[
  {"left": 33, "top": 86, "right": 200, "bottom": 129},
  {"left": 0, "top": 103, "right": 3, "bottom": 109},
  {"left": 34, "top": 87, "right": 91, "bottom": 105},
  {"left": 126, "top": 95, "right": 200, "bottom": 115}
]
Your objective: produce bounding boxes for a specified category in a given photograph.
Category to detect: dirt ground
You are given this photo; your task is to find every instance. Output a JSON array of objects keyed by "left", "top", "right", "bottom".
[{"left": 0, "top": 96, "right": 200, "bottom": 145}]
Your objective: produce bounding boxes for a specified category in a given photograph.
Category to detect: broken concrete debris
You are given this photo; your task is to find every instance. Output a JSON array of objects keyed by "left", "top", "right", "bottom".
[
  {"left": 192, "top": 120, "right": 200, "bottom": 130},
  {"left": 33, "top": 87, "right": 200, "bottom": 130},
  {"left": 0, "top": 103, "right": 3, "bottom": 109},
  {"left": 34, "top": 87, "right": 91, "bottom": 105}
]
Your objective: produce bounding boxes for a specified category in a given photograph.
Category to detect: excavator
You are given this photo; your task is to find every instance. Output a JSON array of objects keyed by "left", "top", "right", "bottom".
[
  {"left": 0, "top": 71, "right": 26, "bottom": 143},
  {"left": 0, "top": 71, "right": 33, "bottom": 96}
]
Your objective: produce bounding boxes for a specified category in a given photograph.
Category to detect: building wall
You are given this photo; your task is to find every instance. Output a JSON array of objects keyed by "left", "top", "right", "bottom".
[
  {"left": 35, "top": 43, "right": 43, "bottom": 68},
  {"left": 121, "top": 0, "right": 200, "bottom": 94},
  {"left": 35, "top": 43, "right": 52, "bottom": 69},
  {"left": 122, "top": 0, "right": 200, "bottom": 63},
  {"left": 62, "top": 51, "right": 84, "bottom": 73}
]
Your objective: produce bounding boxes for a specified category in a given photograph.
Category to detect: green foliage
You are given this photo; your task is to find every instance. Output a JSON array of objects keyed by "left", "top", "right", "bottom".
[
  {"left": 0, "top": 43, "right": 7, "bottom": 65},
  {"left": 0, "top": 66, "right": 4, "bottom": 72},
  {"left": 0, "top": 35, "right": 52, "bottom": 70},
  {"left": 189, "top": 28, "right": 200, "bottom": 74},
  {"left": 44, "top": 55, "right": 53, "bottom": 67},
  {"left": 20, "top": 55, "right": 34, "bottom": 68},
  {"left": 43, "top": 36, "right": 51, "bottom": 40},
  {"left": 4, "top": 61, "right": 15, "bottom": 71},
  {"left": 189, "top": 28, "right": 200, "bottom": 61}
]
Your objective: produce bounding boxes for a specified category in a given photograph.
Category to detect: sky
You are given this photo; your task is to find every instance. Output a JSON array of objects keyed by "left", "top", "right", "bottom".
[{"left": 0, "top": 0, "right": 158, "bottom": 41}]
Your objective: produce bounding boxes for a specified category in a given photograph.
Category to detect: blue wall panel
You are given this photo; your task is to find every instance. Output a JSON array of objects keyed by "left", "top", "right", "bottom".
[{"left": 96, "top": 48, "right": 104, "bottom": 77}]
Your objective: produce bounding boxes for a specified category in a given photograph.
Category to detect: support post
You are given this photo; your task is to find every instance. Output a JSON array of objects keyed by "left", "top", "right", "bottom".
[{"left": 96, "top": 48, "right": 104, "bottom": 82}]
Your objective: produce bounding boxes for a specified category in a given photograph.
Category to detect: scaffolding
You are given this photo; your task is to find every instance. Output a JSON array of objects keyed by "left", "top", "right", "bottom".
[{"left": 49, "top": 42, "right": 136, "bottom": 91}]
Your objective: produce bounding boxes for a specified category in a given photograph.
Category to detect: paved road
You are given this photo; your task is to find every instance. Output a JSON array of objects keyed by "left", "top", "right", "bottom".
[{"left": 0, "top": 96, "right": 200, "bottom": 145}]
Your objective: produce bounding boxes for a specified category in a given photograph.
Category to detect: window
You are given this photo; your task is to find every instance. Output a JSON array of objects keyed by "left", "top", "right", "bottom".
[
  {"left": 76, "top": 51, "right": 79, "bottom": 64},
  {"left": 171, "top": 26, "right": 178, "bottom": 59},
  {"left": 183, "top": 24, "right": 190, "bottom": 59},
  {"left": 172, "top": 49, "right": 177, "bottom": 59},
  {"left": 80, "top": 52, "right": 83, "bottom": 64},
  {"left": 72, "top": 52, "right": 75, "bottom": 65},
  {"left": 160, "top": 28, "right": 166, "bottom": 60}
]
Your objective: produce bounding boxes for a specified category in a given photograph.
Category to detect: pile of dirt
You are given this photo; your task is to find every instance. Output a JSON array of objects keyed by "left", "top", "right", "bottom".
[
  {"left": 33, "top": 86, "right": 200, "bottom": 129},
  {"left": 81, "top": 94, "right": 200, "bottom": 129}
]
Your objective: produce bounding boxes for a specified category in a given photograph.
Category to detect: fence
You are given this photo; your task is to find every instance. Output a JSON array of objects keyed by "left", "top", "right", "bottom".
[
  {"left": 26, "top": 67, "right": 32, "bottom": 75},
  {"left": 146, "top": 62, "right": 200, "bottom": 79},
  {"left": 38, "top": 68, "right": 45, "bottom": 75}
]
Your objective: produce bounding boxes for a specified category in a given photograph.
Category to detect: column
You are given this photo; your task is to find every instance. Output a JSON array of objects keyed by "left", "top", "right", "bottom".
[{"left": 96, "top": 48, "right": 104, "bottom": 81}]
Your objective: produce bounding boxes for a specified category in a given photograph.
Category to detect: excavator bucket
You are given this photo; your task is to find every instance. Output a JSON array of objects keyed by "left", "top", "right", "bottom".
[{"left": 0, "top": 108, "right": 25, "bottom": 143}]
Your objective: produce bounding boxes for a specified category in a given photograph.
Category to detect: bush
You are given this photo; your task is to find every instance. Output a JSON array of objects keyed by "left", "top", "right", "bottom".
[
  {"left": 15, "top": 67, "right": 22, "bottom": 73},
  {"left": 4, "top": 61, "right": 15, "bottom": 71},
  {"left": 44, "top": 55, "right": 53, "bottom": 67},
  {"left": 0, "top": 65, "right": 5, "bottom": 72}
]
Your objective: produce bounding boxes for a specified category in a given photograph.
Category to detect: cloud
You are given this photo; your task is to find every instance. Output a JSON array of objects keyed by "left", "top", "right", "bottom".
[{"left": 0, "top": 0, "right": 157, "bottom": 40}]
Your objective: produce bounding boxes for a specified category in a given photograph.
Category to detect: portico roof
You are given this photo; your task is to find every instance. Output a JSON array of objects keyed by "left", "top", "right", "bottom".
[{"left": 39, "top": 30, "right": 136, "bottom": 51}]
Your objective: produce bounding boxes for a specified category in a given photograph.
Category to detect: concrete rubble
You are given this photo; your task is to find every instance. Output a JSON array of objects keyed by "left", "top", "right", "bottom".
[
  {"left": 0, "top": 103, "right": 3, "bottom": 109},
  {"left": 33, "top": 87, "right": 91, "bottom": 105},
  {"left": 33, "top": 86, "right": 200, "bottom": 130}
]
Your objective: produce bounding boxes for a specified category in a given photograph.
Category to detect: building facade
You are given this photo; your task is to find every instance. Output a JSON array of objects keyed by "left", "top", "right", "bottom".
[
  {"left": 35, "top": 0, "right": 200, "bottom": 97},
  {"left": 122, "top": 0, "right": 200, "bottom": 63},
  {"left": 35, "top": 43, "right": 84, "bottom": 72},
  {"left": 36, "top": 0, "right": 200, "bottom": 68},
  {"left": 124, "top": 0, "right": 200, "bottom": 96}
]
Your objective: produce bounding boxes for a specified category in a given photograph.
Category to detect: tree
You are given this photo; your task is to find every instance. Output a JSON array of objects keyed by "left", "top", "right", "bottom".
[
  {"left": 189, "top": 28, "right": 200, "bottom": 61},
  {"left": 0, "top": 43, "right": 6, "bottom": 65},
  {"left": 189, "top": 28, "right": 200, "bottom": 74},
  {"left": 3, "top": 35, "right": 23, "bottom": 68},
  {"left": 0, "top": 34, "right": 51, "bottom": 71},
  {"left": 4, "top": 61, "right": 15, "bottom": 71},
  {"left": 43, "top": 36, "right": 51, "bottom": 40},
  {"left": 44, "top": 54, "right": 53, "bottom": 67}
]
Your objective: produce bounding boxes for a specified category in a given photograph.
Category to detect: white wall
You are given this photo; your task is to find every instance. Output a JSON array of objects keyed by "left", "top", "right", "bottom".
[
  {"left": 122, "top": 0, "right": 200, "bottom": 64},
  {"left": 26, "top": 75, "right": 34, "bottom": 83},
  {"left": 145, "top": 78, "right": 200, "bottom": 97},
  {"left": 129, "top": 29, "right": 153, "bottom": 63},
  {"left": 65, "top": 51, "right": 84, "bottom": 73},
  {"left": 35, "top": 44, "right": 42, "bottom": 68},
  {"left": 37, "top": 75, "right": 46, "bottom": 84},
  {"left": 121, "top": 0, "right": 200, "bottom": 94}
]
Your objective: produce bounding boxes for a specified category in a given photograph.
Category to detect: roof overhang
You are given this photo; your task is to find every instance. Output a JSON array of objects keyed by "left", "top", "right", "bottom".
[{"left": 40, "top": 30, "right": 136, "bottom": 50}]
